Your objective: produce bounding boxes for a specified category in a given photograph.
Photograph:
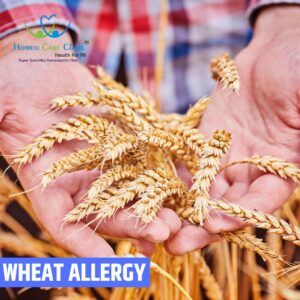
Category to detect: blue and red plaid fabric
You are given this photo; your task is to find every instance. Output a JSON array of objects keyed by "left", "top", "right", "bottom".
[{"left": 0, "top": 0, "right": 299, "bottom": 113}]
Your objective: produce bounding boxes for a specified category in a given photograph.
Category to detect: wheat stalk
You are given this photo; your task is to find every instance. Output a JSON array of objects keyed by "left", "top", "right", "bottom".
[
  {"left": 210, "top": 52, "right": 239, "bottom": 92},
  {"left": 222, "top": 155, "right": 300, "bottom": 183},
  {"left": 124, "top": 253, "right": 192, "bottom": 300}
]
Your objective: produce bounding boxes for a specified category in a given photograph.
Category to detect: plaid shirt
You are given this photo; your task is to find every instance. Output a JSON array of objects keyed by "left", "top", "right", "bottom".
[{"left": 0, "top": 0, "right": 299, "bottom": 113}]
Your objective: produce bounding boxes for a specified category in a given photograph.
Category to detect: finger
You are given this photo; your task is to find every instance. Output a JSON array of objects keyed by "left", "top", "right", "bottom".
[
  {"left": 89, "top": 208, "right": 175, "bottom": 243},
  {"left": 156, "top": 208, "right": 182, "bottom": 235},
  {"left": 29, "top": 187, "right": 114, "bottom": 257},
  {"left": 165, "top": 225, "right": 220, "bottom": 256},
  {"left": 130, "top": 239, "right": 156, "bottom": 256},
  {"left": 204, "top": 175, "right": 295, "bottom": 233}
]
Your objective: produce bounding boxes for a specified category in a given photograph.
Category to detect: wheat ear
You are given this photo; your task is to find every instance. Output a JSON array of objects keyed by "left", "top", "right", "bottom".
[
  {"left": 222, "top": 155, "right": 300, "bottom": 183},
  {"left": 198, "top": 254, "right": 223, "bottom": 300},
  {"left": 42, "top": 146, "right": 103, "bottom": 187},
  {"left": 132, "top": 171, "right": 186, "bottom": 224},
  {"left": 14, "top": 115, "right": 113, "bottom": 165},
  {"left": 102, "top": 132, "right": 139, "bottom": 162},
  {"left": 50, "top": 92, "right": 99, "bottom": 109},
  {"left": 88, "top": 164, "right": 145, "bottom": 200},
  {"left": 94, "top": 170, "right": 161, "bottom": 221},
  {"left": 221, "top": 230, "right": 283, "bottom": 263},
  {"left": 177, "top": 207, "right": 283, "bottom": 262},
  {"left": 96, "top": 66, "right": 128, "bottom": 92},
  {"left": 207, "top": 199, "right": 300, "bottom": 246},
  {"left": 210, "top": 52, "right": 239, "bottom": 92},
  {"left": 93, "top": 81, "right": 164, "bottom": 129},
  {"left": 64, "top": 186, "right": 120, "bottom": 223},
  {"left": 183, "top": 97, "right": 212, "bottom": 128},
  {"left": 190, "top": 130, "right": 231, "bottom": 225}
]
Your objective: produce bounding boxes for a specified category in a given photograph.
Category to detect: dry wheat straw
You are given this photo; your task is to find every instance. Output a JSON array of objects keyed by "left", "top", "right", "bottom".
[
  {"left": 0, "top": 231, "right": 47, "bottom": 257},
  {"left": 125, "top": 253, "right": 192, "bottom": 300},
  {"left": 190, "top": 130, "right": 231, "bottom": 225},
  {"left": 210, "top": 52, "right": 239, "bottom": 92},
  {"left": 222, "top": 155, "right": 300, "bottom": 182}
]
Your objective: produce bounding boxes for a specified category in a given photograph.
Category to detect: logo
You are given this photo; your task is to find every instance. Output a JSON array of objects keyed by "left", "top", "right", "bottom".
[{"left": 25, "top": 14, "right": 71, "bottom": 39}]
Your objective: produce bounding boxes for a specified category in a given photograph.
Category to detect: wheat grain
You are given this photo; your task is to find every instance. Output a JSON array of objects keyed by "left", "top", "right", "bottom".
[
  {"left": 222, "top": 155, "right": 300, "bottom": 183},
  {"left": 210, "top": 52, "right": 239, "bottom": 92},
  {"left": 190, "top": 130, "right": 231, "bottom": 225}
]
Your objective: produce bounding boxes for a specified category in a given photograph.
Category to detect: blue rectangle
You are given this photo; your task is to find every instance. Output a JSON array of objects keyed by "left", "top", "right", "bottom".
[{"left": 0, "top": 257, "right": 150, "bottom": 288}]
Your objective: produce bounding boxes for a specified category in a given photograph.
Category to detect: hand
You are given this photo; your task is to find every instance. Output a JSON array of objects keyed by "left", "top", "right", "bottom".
[
  {"left": 0, "top": 31, "right": 181, "bottom": 257},
  {"left": 166, "top": 5, "right": 300, "bottom": 255}
]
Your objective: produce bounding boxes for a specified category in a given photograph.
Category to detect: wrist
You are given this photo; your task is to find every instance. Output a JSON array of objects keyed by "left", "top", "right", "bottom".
[{"left": 253, "top": 5, "right": 300, "bottom": 43}]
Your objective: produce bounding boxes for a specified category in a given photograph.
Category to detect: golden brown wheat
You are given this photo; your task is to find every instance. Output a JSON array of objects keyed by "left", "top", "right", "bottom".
[
  {"left": 208, "top": 199, "right": 300, "bottom": 246},
  {"left": 210, "top": 52, "right": 239, "bottom": 92},
  {"left": 190, "top": 130, "right": 231, "bottom": 225},
  {"left": 222, "top": 155, "right": 300, "bottom": 183}
]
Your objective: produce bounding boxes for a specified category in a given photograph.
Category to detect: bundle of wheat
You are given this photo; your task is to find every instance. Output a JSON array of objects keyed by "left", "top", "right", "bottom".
[{"left": 12, "top": 53, "right": 300, "bottom": 263}]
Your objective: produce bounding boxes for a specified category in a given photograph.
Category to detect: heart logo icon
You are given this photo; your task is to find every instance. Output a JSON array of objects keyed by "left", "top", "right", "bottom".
[{"left": 40, "top": 14, "right": 71, "bottom": 39}]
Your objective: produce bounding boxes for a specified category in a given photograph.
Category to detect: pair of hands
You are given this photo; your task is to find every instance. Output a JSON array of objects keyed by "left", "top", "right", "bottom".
[{"left": 0, "top": 6, "right": 299, "bottom": 257}]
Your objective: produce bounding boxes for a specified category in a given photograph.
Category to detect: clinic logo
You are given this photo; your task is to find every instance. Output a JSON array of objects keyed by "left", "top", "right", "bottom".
[{"left": 25, "top": 14, "right": 71, "bottom": 39}]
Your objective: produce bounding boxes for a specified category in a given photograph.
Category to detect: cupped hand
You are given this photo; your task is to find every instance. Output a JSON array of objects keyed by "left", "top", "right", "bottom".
[
  {"left": 166, "top": 6, "right": 300, "bottom": 255},
  {"left": 0, "top": 32, "right": 181, "bottom": 257}
]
